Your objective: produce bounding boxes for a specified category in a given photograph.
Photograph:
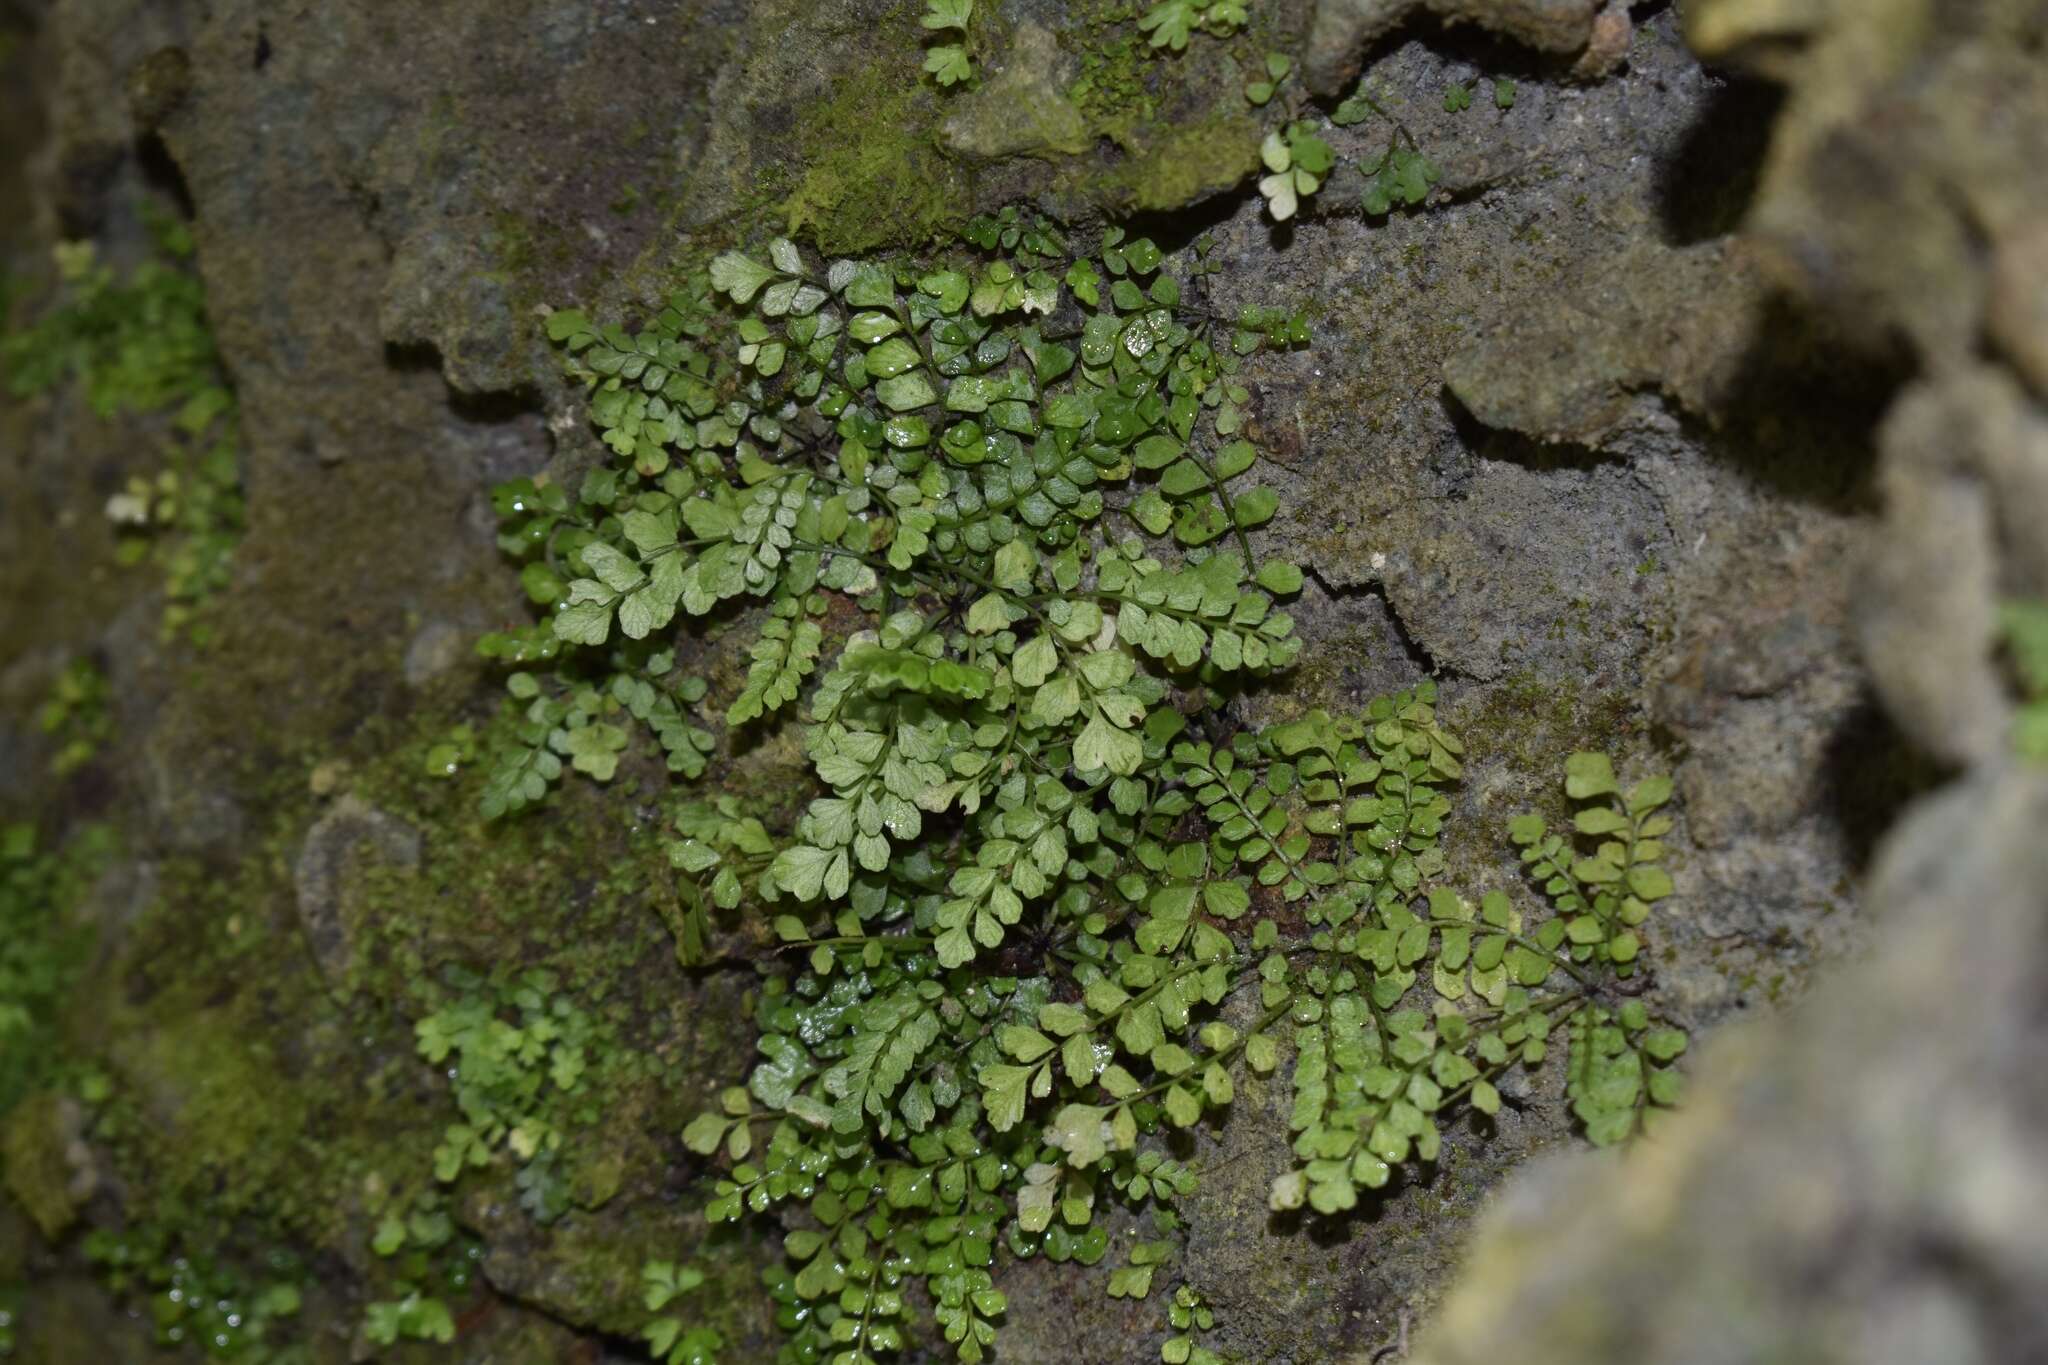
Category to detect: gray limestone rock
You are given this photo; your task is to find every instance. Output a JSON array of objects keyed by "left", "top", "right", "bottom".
[
  {"left": 1412, "top": 769, "right": 2048, "bottom": 1365},
  {"left": 292, "top": 794, "right": 420, "bottom": 988}
]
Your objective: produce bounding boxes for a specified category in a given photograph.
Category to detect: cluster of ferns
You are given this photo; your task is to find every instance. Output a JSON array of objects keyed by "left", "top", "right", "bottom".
[{"left": 472, "top": 208, "right": 1685, "bottom": 1364}]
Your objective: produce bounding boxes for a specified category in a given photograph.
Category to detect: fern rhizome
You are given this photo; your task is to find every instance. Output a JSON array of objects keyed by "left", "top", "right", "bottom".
[{"left": 471, "top": 212, "right": 1689, "bottom": 1364}]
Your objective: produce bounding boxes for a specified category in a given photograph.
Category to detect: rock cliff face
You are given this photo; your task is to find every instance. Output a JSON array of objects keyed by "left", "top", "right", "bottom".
[
  {"left": 1411, "top": 4, "right": 2048, "bottom": 1361},
  {"left": 0, "top": 0, "right": 2039, "bottom": 1360}
]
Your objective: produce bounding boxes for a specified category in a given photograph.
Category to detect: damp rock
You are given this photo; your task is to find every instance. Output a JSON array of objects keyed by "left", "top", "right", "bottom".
[{"left": 292, "top": 795, "right": 421, "bottom": 989}]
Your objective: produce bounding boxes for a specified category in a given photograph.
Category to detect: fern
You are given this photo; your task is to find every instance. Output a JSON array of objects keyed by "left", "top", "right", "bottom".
[
  {"left": 460, "top": 217, "right": 1694, "bottom": 1363},
  {"left": 411, "top": 967, "right": 611, "bottom": 1220},
  {"left": 641, "top": 1261, "right": 725, "bottom": 1364},
  {"left": 729, "top": 598, "right": 823, "bottom": 724},
  {"left": 920, "top": 0, "right": 975, "bottom": 87},
  {"left": 1137, "top": 0, "right": 1246, "bottom": 51}
]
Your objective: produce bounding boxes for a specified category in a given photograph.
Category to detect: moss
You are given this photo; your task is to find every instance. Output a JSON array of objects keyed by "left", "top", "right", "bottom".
[
  {"left": 769, "top": 13, "right": 1265, "bottom": 253},
  {"left": 470, "top": 1196, "right": 779, "bottom": 1343},
  {"left": 0, "top": 1093, "right": 77, "bottom": 1240},
  {"left": 1062, "top": 0, "right": 1159, "bottom": 127},
  {"left": 87, "top": 875, "right": 443, "bottom": 1252},
  {"left": 1090, "top": 115, "right": 1265, "bottom": 214},
  {"left": 55, "top": 691, "right": 782, "bottom": 1342},
  {"left": 1445, "top": 670, "right": 1644, "bottom": 787},
  {"left": 780, "top": 66, "right": 971, "bottom": 256},
  {"left": 484, "top": 208, "right": 582, "bottom": 310}
]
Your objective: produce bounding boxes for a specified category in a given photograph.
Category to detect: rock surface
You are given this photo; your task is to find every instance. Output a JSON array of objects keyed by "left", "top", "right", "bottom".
[
  {"left": 1407, "top": 3, "right": 2048, "bottom": 1360},
  {"left": 0, "top": 0, "right": 2039, "bottom": 1360},
  {"left": 1305, "top": 0, "right": 1635, "bottom": 97},
  {"left": 1412, "top": 768, "right": 2048, "bottom": 1365},
  {"left": 292, "top": 793, "right": 421, "bottom": 989}
]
